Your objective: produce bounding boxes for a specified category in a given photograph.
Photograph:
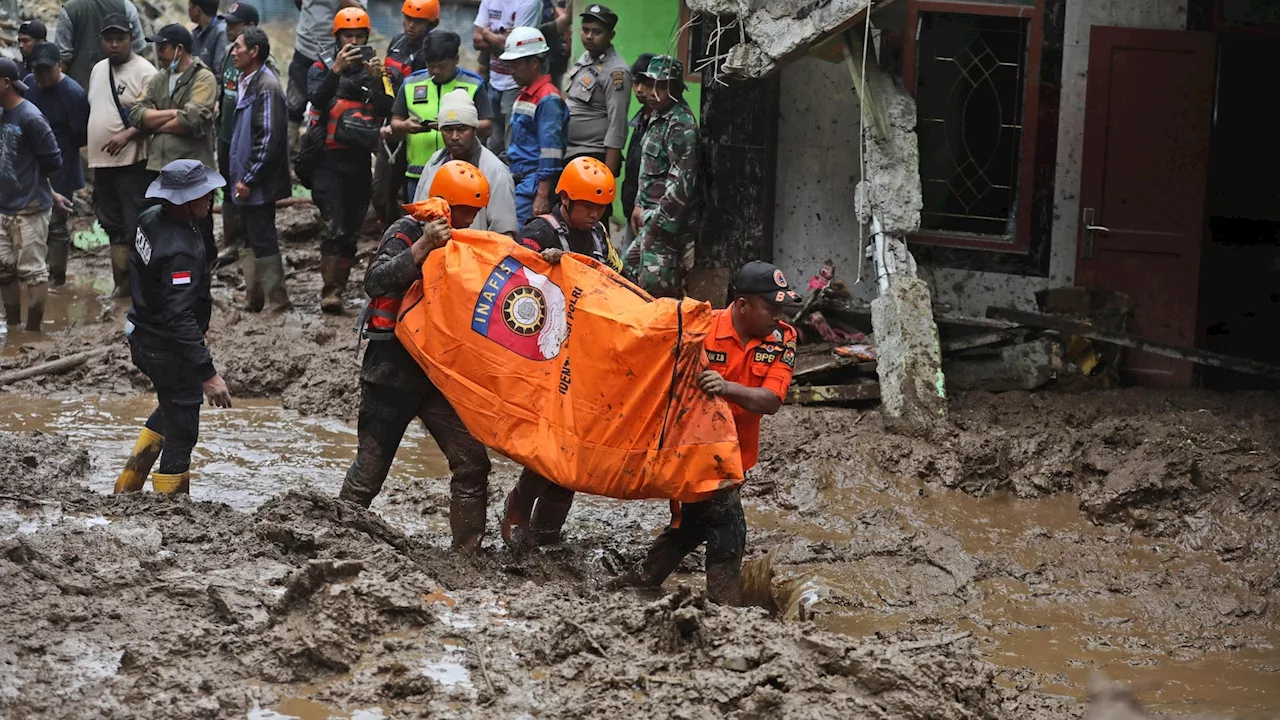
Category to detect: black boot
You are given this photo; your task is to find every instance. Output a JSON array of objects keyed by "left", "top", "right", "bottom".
[
  {"left": 24, "top": 283, "right": 47, "bottom": 332},
  {"left": 2, "top": 281, "right": 21, "bottom": 329}
]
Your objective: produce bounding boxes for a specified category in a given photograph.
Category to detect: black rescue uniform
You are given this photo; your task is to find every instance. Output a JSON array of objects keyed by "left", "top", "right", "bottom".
[
  {"left": 339, "top": 215, "right": 492, "bottom": 551},
  {"left": 126, "top": 204, "right": 216, "bottom": 480},
  {"left": 502, "top": 207, "right": 624, "bottom": 545}
]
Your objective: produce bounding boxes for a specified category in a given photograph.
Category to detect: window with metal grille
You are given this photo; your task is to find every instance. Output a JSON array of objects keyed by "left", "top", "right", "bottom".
[{"left": 904, "top": 0, "right": 1046, "bottom": 252}]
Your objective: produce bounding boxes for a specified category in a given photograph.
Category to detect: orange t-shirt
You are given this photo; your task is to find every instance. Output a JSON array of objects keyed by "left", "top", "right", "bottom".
[{"left": 704, "top": 309, "right": 797, "bottom": 471}]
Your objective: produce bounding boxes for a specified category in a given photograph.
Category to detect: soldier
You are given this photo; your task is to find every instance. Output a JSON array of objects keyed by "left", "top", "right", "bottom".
[
  {"left": 625, "top": 55, "right": 700, "bottom": 299},
  {"left": 340, "top": 160, "right": 494, "bottom": 553},
  {"left": 609, "top": 261, "right": 800, "bottom": 604},
  {"left": 564, "top": 5, "right": 629, "bottom": 185}
]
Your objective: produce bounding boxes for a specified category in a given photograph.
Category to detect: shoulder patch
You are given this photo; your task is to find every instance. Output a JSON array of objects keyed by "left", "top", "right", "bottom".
[
  {"left": 611, "top": 70, "right": 624, "bottom": 91},
  {"left": 135, "top": 228, "right": 152, "bottom": 265},
  {"left": 782, "top": 348, "right": 796, "bottom": 368},
  {"left": 706, "top": 349, "right": 727, "bottom": 364}
]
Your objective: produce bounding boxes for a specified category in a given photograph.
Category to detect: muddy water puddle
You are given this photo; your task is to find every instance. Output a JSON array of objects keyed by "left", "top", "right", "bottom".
[
  {"left": 4, "top": 394, "right": 1280, "bottom": 716},
  {"left": 0, "top": 276, "right": 115, "bottom": 355},
  {"left": 749, "top": 485, "right": 1280, "bottom": 717},
  {"left": 0, "top": 395, "right": 455, "bottom": 533}
]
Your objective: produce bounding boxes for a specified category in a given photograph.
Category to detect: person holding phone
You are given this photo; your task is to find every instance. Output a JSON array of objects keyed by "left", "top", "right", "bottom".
[{"left": 305, "top": 7, "right": 393, "bottom": 314}]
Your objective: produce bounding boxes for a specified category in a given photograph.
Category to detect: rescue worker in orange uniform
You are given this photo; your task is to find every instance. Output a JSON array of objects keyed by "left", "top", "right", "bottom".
[
  {"left": 500, "top": 156, "right": 623, "bottom": 548},
  {"left": 307, "top": 7, "right": 394, "bottom": 314},
  {"left": 338, "top": 160, "right": 493, "bottom": 553},
  {"left": 608, "top": 261, "right": 800, "bottom": 604}
]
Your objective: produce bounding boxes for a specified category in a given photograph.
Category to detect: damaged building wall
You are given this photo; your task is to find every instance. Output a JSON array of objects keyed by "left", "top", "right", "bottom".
[
  {"left": 923, "top": 0, "right": 1188, "bottom": 315},
  {"left": 687, "top": 0, "right": 873, "bottom": 77},
  {"left": 772, "top": 56, "right": 871, "bottom": 293}
]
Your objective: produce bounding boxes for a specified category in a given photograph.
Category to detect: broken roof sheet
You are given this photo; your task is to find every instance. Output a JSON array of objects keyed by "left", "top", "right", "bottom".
[{"left": 688, "top": 0, "right": 880, "bottom": 78}]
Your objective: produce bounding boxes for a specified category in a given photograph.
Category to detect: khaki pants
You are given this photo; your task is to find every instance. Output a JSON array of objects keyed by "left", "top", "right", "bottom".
[{"left": 0, "top": 207, "right": 51, "bottom": 285}]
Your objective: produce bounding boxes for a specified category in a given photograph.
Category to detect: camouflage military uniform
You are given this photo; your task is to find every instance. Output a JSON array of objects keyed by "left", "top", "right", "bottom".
[{"left": 625, "top": 56, "right": 701, "bottom": 298}]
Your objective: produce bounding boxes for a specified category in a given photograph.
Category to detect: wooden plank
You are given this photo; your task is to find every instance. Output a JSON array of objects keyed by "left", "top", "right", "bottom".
[
  {"left": 787, "top": 382, "right": 881, "bottom": 405},
  {"left": 987, "top": 307, "right": 1280, "bottom": 381}
]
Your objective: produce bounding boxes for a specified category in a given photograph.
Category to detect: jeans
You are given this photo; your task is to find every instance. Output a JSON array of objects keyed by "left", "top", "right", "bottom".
[
  {"left": 131, "top": 338, "right": 204, "bottom": 474},
  {"left": 485, "top": 85, "right": 519, "bottom": 158},
  {"left": 238, "top": 203, "right": 279, "bottom": 258}
]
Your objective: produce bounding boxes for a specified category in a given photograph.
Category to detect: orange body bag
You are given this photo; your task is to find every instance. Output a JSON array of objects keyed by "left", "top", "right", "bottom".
[{"left": 394, "top": 225, "right": 743, "bottom": 503}]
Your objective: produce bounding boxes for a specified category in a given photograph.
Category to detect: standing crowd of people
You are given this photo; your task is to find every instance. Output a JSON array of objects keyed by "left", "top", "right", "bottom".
[{"left": 2, "top": 0, "right": 796, "bottom": 606}]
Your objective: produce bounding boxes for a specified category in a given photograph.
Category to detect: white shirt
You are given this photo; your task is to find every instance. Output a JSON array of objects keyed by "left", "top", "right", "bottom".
[
  {"left": 415, "top": 141, "right": 519, "bottom": 237},
  {"left": 238, "top": 68, "right": 260, "bottom": 102},
  {"left": 473, "top": 0, "right": 540, "bottom": 93},
  {"left": 86, "top": 55, "right": 159, "bottom": 169}
]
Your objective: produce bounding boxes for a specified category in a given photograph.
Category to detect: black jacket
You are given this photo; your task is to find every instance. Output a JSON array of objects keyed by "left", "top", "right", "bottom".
[
  {"left": 361, "top": 216, "right": 433, "bottom": 391},
  {"left": 127, "top": 205, "right": 216, "bottom": 381}
]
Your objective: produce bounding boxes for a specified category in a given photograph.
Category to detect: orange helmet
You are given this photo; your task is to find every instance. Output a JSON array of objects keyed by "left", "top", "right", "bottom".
[
  {"left": 332, "top": 7, "right": 371, "bottom": 34},
  {"left": 429, "top": 161, "right": 490, "bottom": 208},
  {"left": 402, "top": 0, "right": 440, "bottom": 21},
  {"left": 556, "top": 156, "right": 616, "bottom": 204}
]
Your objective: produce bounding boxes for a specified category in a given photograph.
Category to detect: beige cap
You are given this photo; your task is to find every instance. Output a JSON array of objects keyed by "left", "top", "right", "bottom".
[{"left": 437, "top": 89, "right": 479, "bottom": 129}]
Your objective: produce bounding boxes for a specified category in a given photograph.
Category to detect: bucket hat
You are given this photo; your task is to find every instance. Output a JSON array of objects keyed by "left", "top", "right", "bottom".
[{"left": 146, "top": 160, "right": 226, "bottom": 204}]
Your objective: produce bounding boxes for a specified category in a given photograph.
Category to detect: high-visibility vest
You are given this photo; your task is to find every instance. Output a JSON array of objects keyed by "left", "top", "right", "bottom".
[{"left": 403, "top": 70, "right": 483, "bottom": 179}]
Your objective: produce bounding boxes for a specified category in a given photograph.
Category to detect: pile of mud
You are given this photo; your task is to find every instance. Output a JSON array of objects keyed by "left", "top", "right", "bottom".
[
  {"left": 0, "top": 430, "right": 1076, "bottom": 719},
  {"left": 757, "top": 390, "right": 1280, "bottom": 560}
]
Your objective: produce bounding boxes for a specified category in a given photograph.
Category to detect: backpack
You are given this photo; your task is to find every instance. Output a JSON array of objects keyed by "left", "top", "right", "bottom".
[{"left": 292, "top": 118, "right": 327, "bottom": 189}]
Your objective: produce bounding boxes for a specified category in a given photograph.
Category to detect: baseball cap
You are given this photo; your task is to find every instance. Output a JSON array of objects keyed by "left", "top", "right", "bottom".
[
  {"left": 100, "top": 13, "right": 132, "bottom": 34},
  {"left": 146, "top": 23, "right": 195, "bottom": 51},
  {"left": 221, "top": 1, "right": 260, "bottom": 25},
  {"left": 0, "top": 58, "right": 28, "bottom": 94},
  {"left": 18, "top": 20, "right": 48, "bottom": 40},
  {"left": 732, "top": 261, "right": 802, "bottom": 306},
  {"left": 580, "top": 4, "right": 618, "bottom": 30},
  {"left": 30, "top": 42, "right": 61, "bottom": 70}
]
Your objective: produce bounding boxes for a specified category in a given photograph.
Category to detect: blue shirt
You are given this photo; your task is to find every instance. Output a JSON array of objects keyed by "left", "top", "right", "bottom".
[
  {"left": 0, "top": 99, "right": 61, "bottom": 214},
  {"left": 506, "top": 74, "right": 566, "bottom": 182},
  {"left": 22, "top": 74, "right": 89, "bottom": 196}
]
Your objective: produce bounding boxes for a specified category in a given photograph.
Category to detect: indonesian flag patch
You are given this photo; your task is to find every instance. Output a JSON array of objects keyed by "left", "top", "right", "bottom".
[{"left": 171, "top": 271, "right": 192, "bottom": 285}]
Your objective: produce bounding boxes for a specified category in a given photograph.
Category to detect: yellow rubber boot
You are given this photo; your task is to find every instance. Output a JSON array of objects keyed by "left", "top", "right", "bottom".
[
  {"left": 151, "top": 471, "right": 190, "bottom": 495},
  {"left": 114, "top": 427, "right": 164, "bottom": 494}
]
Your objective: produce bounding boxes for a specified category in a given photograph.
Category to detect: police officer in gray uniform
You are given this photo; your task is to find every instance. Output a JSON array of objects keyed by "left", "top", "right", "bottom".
[{"left": 564, "top": 4, "right": 630, "bottom": 204}]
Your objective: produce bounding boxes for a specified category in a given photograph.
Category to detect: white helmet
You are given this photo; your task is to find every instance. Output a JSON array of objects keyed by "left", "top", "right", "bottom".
[{"left": 499, "top": 26, "right": 549, "bottom": 61}]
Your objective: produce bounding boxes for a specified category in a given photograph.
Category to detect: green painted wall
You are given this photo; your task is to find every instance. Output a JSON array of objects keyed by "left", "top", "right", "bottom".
[{"left": 572, "top": 0, "right": 701, "bottom": 121}]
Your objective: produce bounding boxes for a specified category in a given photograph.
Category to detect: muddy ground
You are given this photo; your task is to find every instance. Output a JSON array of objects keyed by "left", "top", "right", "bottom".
[{"left": 2, "top": 230, "right": 1279, "bottom": 718}]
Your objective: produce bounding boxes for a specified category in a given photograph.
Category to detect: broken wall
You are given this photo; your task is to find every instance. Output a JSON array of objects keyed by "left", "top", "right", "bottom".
[
  {"left": 923, "top": 0, "right": 1188, "bottom": 315},
  {"left": 772, "top": 56, "right": 875, "bottom": 295}
]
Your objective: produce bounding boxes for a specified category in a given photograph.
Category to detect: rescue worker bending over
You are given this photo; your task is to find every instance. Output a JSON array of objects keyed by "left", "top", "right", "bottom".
[
  {"left": 115, "top": 160, "right": 233, "bottom": 497},
  {"left": 501, "top": 155, "right": 623, "bottom": 547},
  {"left": 307, "top": 7, "right": 393, "bottom": 315},
  {"left": 609, "top": 261, "right": 800, "bottom": 604},
  {"left": 339, "top": 160, "right": 493, "bottom": 553}
]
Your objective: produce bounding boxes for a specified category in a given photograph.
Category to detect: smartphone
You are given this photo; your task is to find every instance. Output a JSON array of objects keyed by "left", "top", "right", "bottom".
[{"left": 357, "top": 45, "right": 375, "bottom": 61}]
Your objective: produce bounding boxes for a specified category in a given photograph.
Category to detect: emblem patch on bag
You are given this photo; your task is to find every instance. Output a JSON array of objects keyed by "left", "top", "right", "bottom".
[{"left": 473, "top": 256, "right": 568, "bottom": 361}]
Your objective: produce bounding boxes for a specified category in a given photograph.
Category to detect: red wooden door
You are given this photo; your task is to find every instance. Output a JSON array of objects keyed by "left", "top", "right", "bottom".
[{"left": 1076, "top": 27, "right": 1216, "bottom": 387}]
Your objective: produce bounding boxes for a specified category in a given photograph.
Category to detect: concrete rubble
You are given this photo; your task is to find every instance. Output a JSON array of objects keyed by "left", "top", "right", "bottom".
[{"left": 687, "top": 0, "right": 874, "bottom": 78}]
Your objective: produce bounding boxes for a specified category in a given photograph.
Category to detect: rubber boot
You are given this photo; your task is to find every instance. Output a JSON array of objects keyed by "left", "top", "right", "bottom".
[
  {"left": 530, "top": 485, "right": 575, "bottom": 546},
  {"left": 109, "top": 245, "right": 131, "bottom": 298},
  {"left": 151, "top": 471, "right": 190, "bottom": 495},
  {"left": 319, "top": 255, "right": 350, "bottom": 315},
  {"left": 240, "top": 248, "right": 264, "bottom": 312},
  {"left": 257, "top": 254, "right": 293, "bottom": 313},
  {"left": 24, "top": 283, "right": 47, "bottom": 332},
  {"left": 47, "top": 239, "right": 69, "bottom": 287},
  {"left": 1, "top": 281, "right": 20, "bottom": 330},
  {"left": 450, "top": 492, "right": 488, "bottom": 555},
  {"left": 114, "top": 427, "right": 164, "bottom": 493},
  {"left": 706, "top": 561, "right": 743, "bottom": 607}
]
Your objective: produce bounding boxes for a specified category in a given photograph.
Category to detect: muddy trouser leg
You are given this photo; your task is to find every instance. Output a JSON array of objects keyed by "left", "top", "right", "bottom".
[
  {"left": 46, "top": 209, "right": 70, "bottom": 286},
  {"left": 338, "top": 381, "right": 423, "bottom": 507},
  {"left": 418, "top": 386, "right": 492, "bottom": 553},
  {"left": 504, "top": 468, "right": 549, "bottom": 546},
  {"left": 530, "top": 478, "right": 575, "bottom": 545},
  {"left": 316, "top": 158, "right": 369, "bottom": 262},
  {"left": 701, "top": 486, "right": 746, "bottom": 606},
  {"left": 130, "top": 341, "right": 203, "bottom": 475}
]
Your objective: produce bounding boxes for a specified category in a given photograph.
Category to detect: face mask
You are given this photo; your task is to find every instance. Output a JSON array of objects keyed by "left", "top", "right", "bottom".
[{"left": 169, "top": 56, "right": 181, "bottom": 73}]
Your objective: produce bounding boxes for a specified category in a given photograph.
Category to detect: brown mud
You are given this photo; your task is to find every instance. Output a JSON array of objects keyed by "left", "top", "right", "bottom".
[{"left": 1, "top": 226, "right": 1278, "bottom": 717}]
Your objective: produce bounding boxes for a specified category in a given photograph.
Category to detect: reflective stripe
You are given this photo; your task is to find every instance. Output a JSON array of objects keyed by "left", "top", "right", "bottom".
[
  {"left": 370, "top": 309, "right": 397, "bottom": 319},
  {"left": 512, "top": 100, "right": 537, "bottom": 117},
  {"left": 540, "top": 147, "right": 564, "bottom": 159}
]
